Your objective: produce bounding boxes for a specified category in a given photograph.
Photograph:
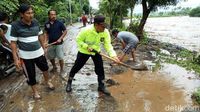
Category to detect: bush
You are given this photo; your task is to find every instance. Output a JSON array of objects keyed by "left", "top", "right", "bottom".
[
  {"left": 127, "top": 20, "right": 140, "bottom": 34},
  {"left": 192, "top": 88, "right": 200, "bottom": 104},
  {"left": 189, "top": 6, "right": 200, "bottom": 17}
]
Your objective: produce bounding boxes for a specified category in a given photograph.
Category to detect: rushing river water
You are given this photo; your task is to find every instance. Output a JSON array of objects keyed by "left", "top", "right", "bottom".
[{"left": 125, "top": 16, "right": 200, "bottom": 52}]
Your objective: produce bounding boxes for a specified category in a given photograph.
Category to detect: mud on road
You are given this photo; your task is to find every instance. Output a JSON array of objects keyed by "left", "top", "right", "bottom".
[{"left": 0, "top": 23, "right": 200, "bottom": 112}]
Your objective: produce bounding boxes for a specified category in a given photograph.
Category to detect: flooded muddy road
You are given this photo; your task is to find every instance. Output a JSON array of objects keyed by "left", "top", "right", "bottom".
[{"left": 0, "top": 23, "right": 200, "bottom": 112}]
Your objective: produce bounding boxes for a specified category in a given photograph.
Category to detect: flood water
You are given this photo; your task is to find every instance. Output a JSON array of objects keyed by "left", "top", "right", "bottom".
[
  {"left": 125, "top": 16, "right": 200, "bottom": 51},
  {"left": 1, "top": 22, "right": 200, "bottom": 112}
]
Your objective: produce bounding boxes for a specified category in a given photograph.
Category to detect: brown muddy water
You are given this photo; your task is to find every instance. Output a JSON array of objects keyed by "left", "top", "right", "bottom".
[
  {"left": 124, "top": 16, "right": 200, "bottom": 52},
  {"left": 0, "top": 23, "right": 200, "bottom": 112}
]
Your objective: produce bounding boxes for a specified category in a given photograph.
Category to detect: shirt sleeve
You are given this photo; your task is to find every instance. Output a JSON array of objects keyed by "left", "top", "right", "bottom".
[
  {"left": 38, "top": 30, "right": 43, "bottom": 35},
  {"left": 10, "top": 23, "right": 18, "bottom": 41},
  {"left": 76, "top": 29, "right": 88, "bottom": 49},
  {"left": 103, "top": 29, "right": 117, "bottom": 57},
  {"left": 117, "top": 35, "right": 123, "bottom": 42},
  {"left": 60, "top": 22, "right": 66, "bottom": 31},
  {"left": 44, "top": 23, "right": 48, "bottom": 32}
]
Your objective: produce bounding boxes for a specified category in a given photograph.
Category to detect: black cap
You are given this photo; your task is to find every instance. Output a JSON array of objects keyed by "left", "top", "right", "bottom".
[{"left": 94, "top": 15, "right": 105, "bottom": 24}]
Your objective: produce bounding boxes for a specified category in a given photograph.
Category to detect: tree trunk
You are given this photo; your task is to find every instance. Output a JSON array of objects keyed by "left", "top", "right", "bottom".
[
  {"left": 109, "top": 0, "right": 112, "bottom": 29},
  {"left": 110, "top": 7, "right": 118, "bottom": 29},
  {"left": 136, "top": 0, "right": 150, "bottom": 41},
  {"left": 120, "top": 5, "right": 123, "bottom": 25},
  {"left": 130, "top": 1, "right": 136, "bottom": 24},
  {"left": 130, "top": 7, "right": 133, "bottom": 24}
]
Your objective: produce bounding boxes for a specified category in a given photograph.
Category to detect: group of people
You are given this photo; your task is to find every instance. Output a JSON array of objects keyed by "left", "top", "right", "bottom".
[
  {"left": 81, "top": 14, "right": 93, "bottom": 27},
  {"left": 0, "top": 4, "right": 66, "bottom": 99},
  {"left": 0, "top": 3, "right": 139, "bottom": 99}
]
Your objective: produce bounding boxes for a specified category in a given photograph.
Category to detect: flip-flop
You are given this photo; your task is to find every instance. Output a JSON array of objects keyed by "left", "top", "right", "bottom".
[
  {"left": 47, "top": 82, "right": 55, "bottom": 90},
  {"left": 33, "top": 93, "right": 41, "bottom": 100}
]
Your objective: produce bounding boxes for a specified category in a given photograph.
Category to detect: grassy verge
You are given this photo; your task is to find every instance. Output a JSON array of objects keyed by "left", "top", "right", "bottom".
[{"left": 192, "top": 88, "right": 200, "bottom": 104}]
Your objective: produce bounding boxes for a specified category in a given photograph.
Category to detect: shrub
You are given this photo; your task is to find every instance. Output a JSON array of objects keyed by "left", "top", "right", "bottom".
[{"left": 189, "top": 6, "right": 200, "bottom": 17}]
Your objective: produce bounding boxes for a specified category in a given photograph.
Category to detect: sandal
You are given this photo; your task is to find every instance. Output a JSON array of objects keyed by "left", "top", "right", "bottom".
[
  {"left": 47, "top": 81, "right": 55, "bottom": 90},
  {"left": 33, "top": 93, "right": 41, "bottom": 100}
]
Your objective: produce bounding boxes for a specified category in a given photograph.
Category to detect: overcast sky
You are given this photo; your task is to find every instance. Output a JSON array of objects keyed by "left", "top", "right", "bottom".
[
  {"left": 89, "top": 0, "right": 200, "bottom": 10},
  {"left": 89, "top": 0, "right": 99, "bottom": 9}
]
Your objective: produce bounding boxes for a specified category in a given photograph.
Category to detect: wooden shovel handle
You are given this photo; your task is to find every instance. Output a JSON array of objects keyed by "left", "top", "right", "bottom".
[
  {"left": 99, "top": 52, "right": 132, "bottom": 68},
  {"left": 92, "top": 50, "right": 132, "bottom": 68}
]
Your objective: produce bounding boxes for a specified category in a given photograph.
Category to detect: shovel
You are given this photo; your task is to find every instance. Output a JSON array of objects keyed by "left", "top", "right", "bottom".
[{"left": 93, "top": 50, "right": 148, "bottom": 71}]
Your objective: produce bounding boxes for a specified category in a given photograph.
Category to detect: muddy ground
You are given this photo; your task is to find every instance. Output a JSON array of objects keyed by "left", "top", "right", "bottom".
[{"left": 0, "top": 23, "right": 200, "bottom": 112}]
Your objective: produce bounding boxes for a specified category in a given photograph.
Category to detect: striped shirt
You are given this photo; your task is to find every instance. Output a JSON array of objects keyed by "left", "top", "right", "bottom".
[{"left": 10, "top": 19, "right": 44, "bottom": 59}]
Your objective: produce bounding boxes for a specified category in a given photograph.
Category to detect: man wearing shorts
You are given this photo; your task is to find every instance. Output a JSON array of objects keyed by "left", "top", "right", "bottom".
[
  {"left": 10, "top": 4, "right": 54, "bottom": 99},
  {"left": 44, "top": 9, "right": 67, "bottom": 75},
  {"left": 112, "top": 29, "right": 139, "bottom": 62}
]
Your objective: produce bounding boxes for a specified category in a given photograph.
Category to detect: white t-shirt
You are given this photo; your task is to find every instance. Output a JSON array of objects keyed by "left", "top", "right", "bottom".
[{"left": 0, "top": 23, "right": 11, "bottom": 43}]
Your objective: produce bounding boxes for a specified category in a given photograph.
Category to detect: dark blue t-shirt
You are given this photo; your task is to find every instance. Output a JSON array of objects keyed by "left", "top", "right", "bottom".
[{"left": 44, "top": 20, "right": 66, "bottom": 44}]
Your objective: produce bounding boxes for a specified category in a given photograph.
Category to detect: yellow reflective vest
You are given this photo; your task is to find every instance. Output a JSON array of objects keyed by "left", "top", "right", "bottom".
[{"left": 76, "top": 25, "right": 117, "bottom": 57}]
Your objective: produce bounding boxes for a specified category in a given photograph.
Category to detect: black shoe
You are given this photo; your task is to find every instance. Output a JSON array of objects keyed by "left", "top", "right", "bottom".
[
  {"left": 98, "top": 87, "right": 111, "bottom": 96},
  {"left": 66, "top": 83, "right": 72, "bottom": 92}
]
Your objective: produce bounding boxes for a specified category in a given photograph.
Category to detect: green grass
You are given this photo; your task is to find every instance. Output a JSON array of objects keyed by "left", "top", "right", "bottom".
[{"left": 192, "top": 88, "right": 200, "bottom": 104}]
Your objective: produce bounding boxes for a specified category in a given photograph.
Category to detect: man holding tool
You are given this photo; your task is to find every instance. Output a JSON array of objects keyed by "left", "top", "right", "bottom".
[
  {"left": 66, "top": 15, "right": 120, "bottom": 95},
  {"left": 112, "top": 29, "right": 139, "bottom": 62},
  {"left": 44, "top": 9, "right": 67, "bottom": 75}
]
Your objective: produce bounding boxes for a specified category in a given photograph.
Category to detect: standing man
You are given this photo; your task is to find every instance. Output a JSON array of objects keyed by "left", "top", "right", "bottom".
[
  {"left": 10, "top": 4, "right": 54, "bottom": 99},
  {"left": 81, "top": 14, "right": 87, "bottom": 27},
  {"left": 112, "top": 29, "right": 139, "bottom": 62},
  {"left": 44, "top": 9, "right": 67, "bottom": 75},
  {"left": 66, "top": 15, "right": 120, "bottom": 96}
]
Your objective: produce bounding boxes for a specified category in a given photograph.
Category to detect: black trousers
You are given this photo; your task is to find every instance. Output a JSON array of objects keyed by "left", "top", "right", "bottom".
[
  {"left": 22, "top": 55, "right": 49, "bottom": 86},
  {"left": 69, "top": 52, "right": 105, "bottom": 87}
]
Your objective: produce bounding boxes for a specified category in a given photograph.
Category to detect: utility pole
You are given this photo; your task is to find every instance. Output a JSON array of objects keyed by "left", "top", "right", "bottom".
[
  {"left": 89, "top": 4, "right": 90, "bottom": 15},
  {"left": 69, "top": 0, "right": 72, "bottom": 25}
]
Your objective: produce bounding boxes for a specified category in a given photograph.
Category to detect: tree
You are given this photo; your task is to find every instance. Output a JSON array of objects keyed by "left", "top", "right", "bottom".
[
  {"left": 0, "top": 0, "right": 90, "bottom": 24},
  {"left": 99, "top": 0, "right": 129, "bottom": 29},
  {"left": 0, "top": 0, "right": 19, "bottom": 22},
  {"left": 189, "top": 6, "right": 200, "bottom": 17},
  {"left": 129, "top": 0, "right": 136, "bottom": 24},
  {"left": 136, "top": 0, "right": 180, "bottom": 40}
]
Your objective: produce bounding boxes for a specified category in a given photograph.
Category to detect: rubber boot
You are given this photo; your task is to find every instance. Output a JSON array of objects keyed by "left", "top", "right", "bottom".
[
  {"left": 98, "top": 81, "right": 111, "bottom": 96},
  {"left": 66, "top": 77, "right": 73, "bottom": 92}
]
